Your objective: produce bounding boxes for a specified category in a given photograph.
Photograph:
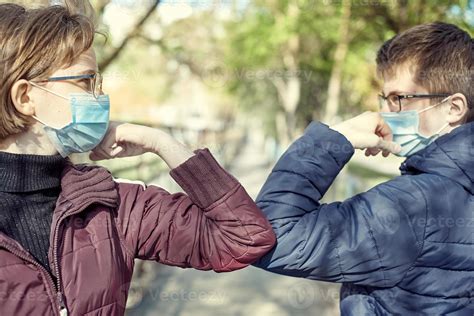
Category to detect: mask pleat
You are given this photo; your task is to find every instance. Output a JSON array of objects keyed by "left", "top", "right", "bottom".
[
  {"left": 42, "top": 93, "right": 110, "bottom": 157},
  {"left": 381, "top": 109, "right": 443, "bottom": 157}
]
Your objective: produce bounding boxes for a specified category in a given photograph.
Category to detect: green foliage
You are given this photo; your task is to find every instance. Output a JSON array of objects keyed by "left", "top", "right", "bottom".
[
  {"left": 223, "top": 0, "right": 473, "bottom": 138},
  {"left": 87, "top": 0, "right": 472, "bottom": 139}
]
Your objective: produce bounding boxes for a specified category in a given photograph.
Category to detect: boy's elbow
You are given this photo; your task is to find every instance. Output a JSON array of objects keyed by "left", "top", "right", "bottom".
[
  {"left": 243, "top": 222, "right": 277, "bottom": 264},
  {"left": 257, "top": 225, "right": 277, "bottom": 253}
]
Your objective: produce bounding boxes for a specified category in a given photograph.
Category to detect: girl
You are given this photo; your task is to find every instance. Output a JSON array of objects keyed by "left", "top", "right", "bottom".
[{"left": 0, "top": 2, "right": 276, "bottom": 315}]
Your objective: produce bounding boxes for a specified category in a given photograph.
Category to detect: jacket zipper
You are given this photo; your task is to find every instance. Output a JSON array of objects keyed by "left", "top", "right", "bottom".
[
  {"left": 53, "top": 212, "right": 68, "bottom": 316},
  {"left": 53, "top": 206, "right": 94, "bottom": 315},
  {"left": 0, "top": 206, "right": 88, "bottom": 316}
]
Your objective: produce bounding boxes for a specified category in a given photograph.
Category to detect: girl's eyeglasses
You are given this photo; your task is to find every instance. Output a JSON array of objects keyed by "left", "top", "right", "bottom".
[{"left": 31, "top": 73, "right": 103, "bottom": 99}]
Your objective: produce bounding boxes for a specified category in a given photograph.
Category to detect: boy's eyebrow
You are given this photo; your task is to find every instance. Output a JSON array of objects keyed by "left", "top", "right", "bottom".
[{"left": 381, "top": 90, "right": 408, "bottom": 97}]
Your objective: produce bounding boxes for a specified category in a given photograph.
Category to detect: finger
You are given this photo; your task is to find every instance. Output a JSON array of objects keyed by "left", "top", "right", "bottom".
[
  {"left": 376, "top": 139, "right": 402, "bottom": 154},
  {"left": 382, "top": 150, "right": 390, "bottom": 157},
  {"left": 376, "top": 117, "right": 393, "bottom": 142},
  {"left": 101, "top": 137, "right": 118, "bottom": 153},
  {"left": 110, "top": 146, "right": 124, "bottom": 157},
  {"left": 96, "top": 125, "right": 120, "bottom": 152},
  {"left": 371, "top": 148, "right": 382, "bottom": 156},
  {"left": 369, "top": 148, "right": 381, "bottom": 156}
]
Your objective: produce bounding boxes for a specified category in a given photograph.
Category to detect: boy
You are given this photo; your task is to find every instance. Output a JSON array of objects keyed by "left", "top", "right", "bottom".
[{"left": 254, "top": 22, "right": 473, "bottom": 315}]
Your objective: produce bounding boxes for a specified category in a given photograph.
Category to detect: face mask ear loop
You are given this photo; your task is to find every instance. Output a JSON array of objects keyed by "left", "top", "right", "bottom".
[
  {"left": 32, "top": 115, "right": 49, "bottom": 126},
  {"left": 418, "top": 96, "right": 451, "bottom": 114},
  {"left": 418, "top": 96, "right": 451, "bottom": 137},
  {"left": 29, "top": 82, "right": 69, "bottom": 100},
  {"left": 434, "top": 122, "right": 450, "bottom": 136},
  {"left": 29, "top": 82, "right": 71, "bottom": 128}
]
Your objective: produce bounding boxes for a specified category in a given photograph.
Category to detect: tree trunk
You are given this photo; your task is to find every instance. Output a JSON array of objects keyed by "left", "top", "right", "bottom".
[
  {"left": 272, "top": 3, "right": 301, "bottom": 147},
  {"left": 322, "top": 0, "right": 352, "bottom": 125},
  {"left": 272, "top": 69, "right": 301, "bottom": 147}
]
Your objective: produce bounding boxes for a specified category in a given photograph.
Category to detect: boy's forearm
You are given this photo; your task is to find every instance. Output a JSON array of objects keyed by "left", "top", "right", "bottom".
[
  {"left": 272, "top": 122, "right": 354, "bottom": 194},
  {"left": 256, "top": 121, "right": 355, "bottom": 218}
]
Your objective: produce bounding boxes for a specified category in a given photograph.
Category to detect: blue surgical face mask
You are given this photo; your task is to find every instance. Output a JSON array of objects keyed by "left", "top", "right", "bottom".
[
  {"left": 380, "top": 97, "right": 451, "bottom": 157},
  {"left": 30, "top": 83, "right": 110, "bottom": 158}
]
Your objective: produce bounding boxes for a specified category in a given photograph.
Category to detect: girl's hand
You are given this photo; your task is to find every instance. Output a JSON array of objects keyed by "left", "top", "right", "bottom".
[
  {"left": 330, "top": 111, "right": 402, "bottom": 157},
  {"left": 89, "top": 122, "right": 159, "bottom": 161},
  {"left": 89, "top": 121, "right": 195, "bottom": 169}
]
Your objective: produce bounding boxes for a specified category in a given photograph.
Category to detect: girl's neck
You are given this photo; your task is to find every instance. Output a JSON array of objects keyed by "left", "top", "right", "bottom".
[{"left": 0, "top": 123, "right": 58, "bottom": 156}]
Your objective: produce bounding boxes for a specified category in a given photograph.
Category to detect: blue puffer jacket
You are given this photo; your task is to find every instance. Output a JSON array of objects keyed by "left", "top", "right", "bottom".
[{"left": 253, "top": 121, "right": 474, "bottom": 315}]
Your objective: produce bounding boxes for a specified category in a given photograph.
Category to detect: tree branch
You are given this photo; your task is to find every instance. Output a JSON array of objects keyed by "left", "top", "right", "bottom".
[
  {"left": 96, "top": 0, "right": 111, "bottom": 17},
  {"left": 98, "top": 0, "right": 161, "bottom": 71}
]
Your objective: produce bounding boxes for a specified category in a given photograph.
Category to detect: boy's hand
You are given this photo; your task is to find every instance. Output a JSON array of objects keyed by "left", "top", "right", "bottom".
[{"left": 330, "top": 111, "right": 402, "bottom": 157}]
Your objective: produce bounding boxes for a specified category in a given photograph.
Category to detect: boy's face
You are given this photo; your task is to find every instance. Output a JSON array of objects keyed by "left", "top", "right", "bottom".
[{"left": 380, "top": 63, "right": 450, "bottom": 137}]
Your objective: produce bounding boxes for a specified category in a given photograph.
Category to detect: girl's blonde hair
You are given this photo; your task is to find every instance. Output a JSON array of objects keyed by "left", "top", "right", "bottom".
[{"left": 0, "top": 0, "right": 96, "bottom": 138}]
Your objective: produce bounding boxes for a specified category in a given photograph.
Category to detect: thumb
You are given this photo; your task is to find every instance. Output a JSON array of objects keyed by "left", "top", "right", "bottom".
[
  {"left": 89, "top": 151, "right": 102, "bottom": 161},
  {"left": 376, "top": 139, "right": 402, "bottom": 154}
]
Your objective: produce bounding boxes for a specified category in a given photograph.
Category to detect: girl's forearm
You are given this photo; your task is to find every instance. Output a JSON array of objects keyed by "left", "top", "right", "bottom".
[{"left": 150, "top": 129, "right": 195, "bottom": 169}]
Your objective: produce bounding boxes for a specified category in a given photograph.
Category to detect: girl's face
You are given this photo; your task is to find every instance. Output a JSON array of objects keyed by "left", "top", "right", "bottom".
[{"left": 30, "top": 49, "right": 99, "bottom": 129}]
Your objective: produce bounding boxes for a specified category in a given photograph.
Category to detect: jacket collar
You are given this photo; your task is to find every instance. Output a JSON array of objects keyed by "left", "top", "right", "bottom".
[
  {"left": 400, "top": 121, "right": 474, "bottom": 194},
  {"left": 55, "top": 160, "right": 119, "bottom": 216},
  {"left": 47, "top": 161, "right": 119, "bottom": 267},
  {"left": 0, "top": 160, "right": 118, "bottom": 256}
]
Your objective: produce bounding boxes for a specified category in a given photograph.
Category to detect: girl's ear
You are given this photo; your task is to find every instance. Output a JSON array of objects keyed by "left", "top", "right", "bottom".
[
  {"left": 447, "top": 93, "right": 469, "bottom": 125},
  {"left": 11, "top": 80, "right": 36, "bottom": 116}
]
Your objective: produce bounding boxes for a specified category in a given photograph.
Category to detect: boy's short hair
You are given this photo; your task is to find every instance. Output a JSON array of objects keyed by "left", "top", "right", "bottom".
[
  {"left": 376, "top": 22, "right": 473, "bottom": 122},
  {"left": 0, "top": 2, "right": 95, "bottom": 138}
]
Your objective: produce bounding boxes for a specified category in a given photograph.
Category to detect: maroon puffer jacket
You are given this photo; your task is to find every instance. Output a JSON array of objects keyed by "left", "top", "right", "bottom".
[{"left": 0, "top": 149, "right": 276, "bottom": 315}]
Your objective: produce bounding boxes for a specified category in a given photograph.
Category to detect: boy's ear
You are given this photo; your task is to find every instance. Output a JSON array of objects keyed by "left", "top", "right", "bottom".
[
  {"left": 10, "top": 80, "right": 36, "bottom": 116},
  {"left": 446, "top": 93, "right": 469, "bottom": 125}
]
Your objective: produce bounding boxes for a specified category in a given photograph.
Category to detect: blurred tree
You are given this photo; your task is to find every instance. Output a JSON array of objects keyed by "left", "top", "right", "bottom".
[
  {"left": 224, "top": 0, "right": 472, "bottom": 144},
  {"left": 15, "top": 0, "right": 161, "bottom": 72},
  {"left": 225, "top": 0, "right": 339, "bottom": 145},
  {"left": 96, "top": 0, "right": 161, "bottom": 71},
  {"left": 324, "top": 0, "right": 352, "bottom": 124},
  {"left": 21, "top": 0, "right": 471, "bottom": 145}
]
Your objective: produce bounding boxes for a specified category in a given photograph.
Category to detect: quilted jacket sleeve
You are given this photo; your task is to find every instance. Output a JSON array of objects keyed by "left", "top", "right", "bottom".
[
  {"left": 252, "top": 122, "right": 427, "bottom": 287},
  {"left": 114, "top": 148, "right": 276, "bottom": 272}
]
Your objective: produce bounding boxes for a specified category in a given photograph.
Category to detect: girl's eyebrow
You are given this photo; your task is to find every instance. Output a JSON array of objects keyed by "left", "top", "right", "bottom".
[
  {"left": 77, "top": 69, "right": 97, "bottom": 76},
  {"left": 50, "top": 69, "right": 96, "bottom": 78}
]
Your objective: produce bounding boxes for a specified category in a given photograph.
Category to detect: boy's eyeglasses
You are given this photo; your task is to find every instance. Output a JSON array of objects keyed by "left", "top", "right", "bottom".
[
  {"left": 378, "top": 93, "right": 451, "bottom": 112},
  {"left": 32, "top": 73, "right": 103, "bottom": 99}
]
